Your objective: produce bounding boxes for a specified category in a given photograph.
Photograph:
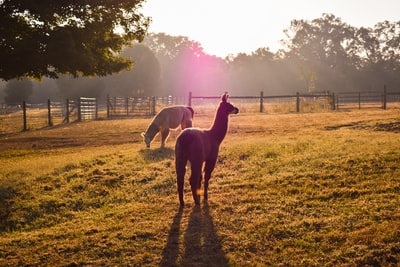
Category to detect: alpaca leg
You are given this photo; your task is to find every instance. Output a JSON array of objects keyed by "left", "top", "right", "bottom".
[
  {"left": 175, "top": 158, "right": 187, "bottom": 206},
  {"left": 204, "top": 159, "right": 216, "bottom": 202},
  {"left": 161, "top": 128, "right": 170, "bottom": 147},
  {"left": 182, "top": 120, "right": 192, "bottom": 129},
  {"left": 189, "top": 162, "right": 202, "bottom": 205},
  {"left": 190, "top": 174, "right": 202, "bottom": 205},
  {"left": 185, "top": 120, "right": 193, "bottom": 128}
]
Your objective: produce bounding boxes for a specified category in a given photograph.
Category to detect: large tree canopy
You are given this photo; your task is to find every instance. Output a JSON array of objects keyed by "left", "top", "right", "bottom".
[
  {"left": 282, "top": 14, "right": 400, "bottom": 92},
  {"left": 0, "top": 0, "right": 150, "bottom": 81}
]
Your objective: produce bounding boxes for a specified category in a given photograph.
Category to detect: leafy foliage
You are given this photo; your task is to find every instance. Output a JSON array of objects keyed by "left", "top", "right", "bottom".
[
  {"left": 0, "top": 0, "right": 150, "bottom": 80},
  {"left": 4, "top": 78, "right": 33, "bottom": 103},
  {"left": 140, "top": 16, "right": 400, "bottom": 97},
  {"left": 109, "top": 44, "right": 161, "bottom": 96},
  {"left": 282, "top": 14, "right": 400, "bottom": 92},
  {"left": 1, "top": 12, "right": 400, "bottom": 98}
]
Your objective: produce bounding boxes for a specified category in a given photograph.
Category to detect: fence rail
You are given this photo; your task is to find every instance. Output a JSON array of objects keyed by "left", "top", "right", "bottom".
[
  {"left": 188, "top": 91, "right": 335, "bottom": 113},
  {"left": 0, "top": 95, "right": 187, "bottom": 134},
  {"left": 1, "top": 86, "right": 399, "bottom": 135},
  {"left": 107, "top": 96, "right": 155, "bottom": 117},
  {"left": 336, "top": 87, "right": 400, "bottom": 110},
  {"left": 106, "top": 95, "right": 185, "bottom": 118},
  {"left": 78, "top": 97, "right": 97, "bottom": 121},
  {"left": 189, "top": 87, "right": 400, "bottom": 113}
]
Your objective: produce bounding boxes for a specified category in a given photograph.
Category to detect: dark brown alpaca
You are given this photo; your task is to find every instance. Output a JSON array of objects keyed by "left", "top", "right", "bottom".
[{"left": 175, "top": 93, "right": 239, "bottom": 206}]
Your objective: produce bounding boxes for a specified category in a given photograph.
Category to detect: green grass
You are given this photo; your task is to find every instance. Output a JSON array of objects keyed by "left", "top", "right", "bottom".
[{"left": 0, "top": 110, "right": 400, "bottom": 266}]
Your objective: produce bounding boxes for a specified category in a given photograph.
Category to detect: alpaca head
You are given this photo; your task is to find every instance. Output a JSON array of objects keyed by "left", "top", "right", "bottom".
[
  {"left": 220, "top": 92, "right": 239, "bottom": 115},
  {"left": 141, "top": 132, "right": 151, "bottom": 148}
]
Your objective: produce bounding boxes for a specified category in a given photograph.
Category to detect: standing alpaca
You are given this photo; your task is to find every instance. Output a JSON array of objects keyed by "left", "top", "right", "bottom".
[
  {"left": 142, "top": 106, "right": 194, "bottom": 148},
  {"left": 175, "top": 93, "right": 239, "bottom": 206}
]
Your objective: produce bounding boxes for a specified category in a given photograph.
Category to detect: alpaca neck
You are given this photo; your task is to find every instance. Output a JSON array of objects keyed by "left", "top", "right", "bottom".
[
  {"left": 145, "top": 123, "right": 159, "bottom": 140},
  {"left": 209, "top": 108, "right": 229, "bottom": 144}
]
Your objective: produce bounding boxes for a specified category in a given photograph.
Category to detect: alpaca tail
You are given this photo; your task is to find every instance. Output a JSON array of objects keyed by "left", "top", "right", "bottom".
[
  {"left": 175, "top": 131, "right": 191, "bottom": 206},
  {"left": 175, "top": 128, "right": 202, "bottom": 161},
  {"left": 186, "top": 106, "right": 194, "bottom": 119}
]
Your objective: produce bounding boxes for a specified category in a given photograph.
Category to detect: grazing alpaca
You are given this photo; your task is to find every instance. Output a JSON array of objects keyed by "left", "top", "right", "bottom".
[
  {"left": 142, "top": 106, "right": 194, "bottom": 148},
  {"left": 175, "top": 93, "right": 239, "bottom": 206}
]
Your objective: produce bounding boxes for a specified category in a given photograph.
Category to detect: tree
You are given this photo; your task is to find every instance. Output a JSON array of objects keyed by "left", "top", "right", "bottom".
[
  {"left": 55, "top": 75, "right": 105, "bottom": 99},
  {"left": 144, "top": 33, "right": 191, "bottom": 63},
  {"left": 348, "top": 21, "right": 400, "bottom": 90},
  {"left": 0, "top": 0, "right": 150, "bottom": 81},
  {"left": 107, "top": 44, "right": 161, "bottom": 96},
  {"left": 173, "top": 41, "right": 228, "bottom": 95},
  {"left": 226, "top": 48, "right": 298, "bottom": 95},
  {"left": 281, "top": 14, "right": 400, "bottom": 92},
  {"left": 282, "top": 14, "right": 356, "bottom": 92},
  {"left": 144, "top": 33, "right": 228, "bottom": 96},
  {"left": 4, "top": 78, "right": 33, "bottom": 103}
]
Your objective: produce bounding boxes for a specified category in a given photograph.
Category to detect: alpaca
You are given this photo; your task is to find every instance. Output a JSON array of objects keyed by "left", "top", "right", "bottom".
[
  {"left": 175, "top": 93, "right": 239, "bottom": 206},
  {"left": 142, "top": 106, "right": 194, "bottom": 148}
]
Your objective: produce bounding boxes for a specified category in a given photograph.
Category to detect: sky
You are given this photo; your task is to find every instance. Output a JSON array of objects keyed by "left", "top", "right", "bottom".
[{"left": 141, "top": 0, "right": 400, "bottom": 58}]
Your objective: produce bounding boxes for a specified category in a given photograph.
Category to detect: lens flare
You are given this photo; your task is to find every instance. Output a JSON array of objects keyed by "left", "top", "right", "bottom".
[{"left": 196, "top": 189, "right": 203, "bottom": 196}]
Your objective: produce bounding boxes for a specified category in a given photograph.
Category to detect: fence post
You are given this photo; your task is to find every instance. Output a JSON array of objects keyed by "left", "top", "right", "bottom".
[
  {"left": 106, "top": 95, "right": 110, "bottom": 118},
  {"left": 125, "top": 97, "right": 129, "bottom": 116},
  {"left": 47, "top": 99, "right": 53, "bottom": 126},
  {"left": 151, "top": 96, "right": 156, "bottom": 115},
  {"left": 77, "top": 98, "right": 81, "bottom": 121},
  {"left": 65, "top": 99, "right": 70, "bottom": 123},
  {"left": 22, "top": 100, "right": 27, "bottom": 131},
  {"left": 358, "top": 92, "right": 361, "bottom": 109},
  {"left": 188, "top": 91, "right": 192, "bottom": 106},
  {"left": 331, "top": 92, "right": 336, "bottom": 110},
  {"left": 383, "top": 85, "right": 387, "bottom": 110},
  {"left": 336, "top": 94, "right": 339, "bottom": 110},
  {"left": 113, "top": 97, "right": 116, "bottom": 116},
  {"left": 95, "top": 98, "right": 98, "bottom": 119},
  {"left": 260, "top": 91, "right": 264, "bottom": 112},
  {"left": 296, "top": 92, "right": 300, "bottom": 113}
]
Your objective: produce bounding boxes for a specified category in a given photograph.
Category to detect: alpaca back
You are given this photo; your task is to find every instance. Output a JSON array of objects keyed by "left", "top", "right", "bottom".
[
  {"left": 175, "top": 128, "right": 216, "bottom": 163},
  {"left": 176, "top": 128, "right": 202, "bottom": 159},
  {"left": 153, "top": 106, "right": 192, "bottom": 129},
  {"left": 143, "top": 106, "right": 194, "bottom": 148}
]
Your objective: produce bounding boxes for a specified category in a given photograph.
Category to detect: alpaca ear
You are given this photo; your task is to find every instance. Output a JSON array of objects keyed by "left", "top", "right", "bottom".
[
  {"left": 222, "top": 92, "right": 229, "bottom": 102},
  {"left": 141, "top": 132, "right": 146, "bottom": 137}
]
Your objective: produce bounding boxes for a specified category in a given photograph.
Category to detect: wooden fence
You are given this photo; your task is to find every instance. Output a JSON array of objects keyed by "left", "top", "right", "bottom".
[
  {"left": 78, "top": 97, "right": 97, "bottom": 121},
  {"left": 188, "top": 91, "right": 335, "bottom": 113},
  {"left": 1, "top": 87, "right": 399, "bottom": 134},
  {"left": 107, "top": 96, "right": 155, "bottom": 117},
  {"left": 0, "top": 95, "right": 186, "bottom": 134},
  {"left": 106, "top": 95, "right": 185, "bottom": 118},
  {"left": 189, "top": 87, "right": 400, "bottom": 113},
  {"left": 336, "top": 86, "right": 400, "bottom": 110},
  {"left": 0, "top": 98, "right": 97, "bottom": 133},
  {"left": 20, "top": 97, "right": 97, "bottom": 130}
]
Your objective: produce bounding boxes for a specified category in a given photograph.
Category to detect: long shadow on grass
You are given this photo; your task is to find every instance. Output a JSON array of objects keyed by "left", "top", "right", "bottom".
[
  {"left": 160, "top": 205, "right": 229, "bottom": 266},
  {"left": 160, "top": 207, "right": 183, "bottom": 266},
  {"left": 139, "top": 147, "right": 174, "bottom": 162},
  {"left": 0, "top": 185, "right": 17, "bottom": 232}
]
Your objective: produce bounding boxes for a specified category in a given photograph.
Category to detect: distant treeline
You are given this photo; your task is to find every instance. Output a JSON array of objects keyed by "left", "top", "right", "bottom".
[{"left": 1, "top": 14, "right": 399, "bottom": 104}]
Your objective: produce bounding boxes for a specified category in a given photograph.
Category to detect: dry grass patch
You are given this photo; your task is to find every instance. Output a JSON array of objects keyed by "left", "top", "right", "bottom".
[{"left": 1, "top": 109, "right": 399, "bottom": 266}]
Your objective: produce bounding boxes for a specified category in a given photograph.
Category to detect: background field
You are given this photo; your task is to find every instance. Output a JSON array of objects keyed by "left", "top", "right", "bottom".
[{"left": 1, "top": 108, "right": 400, "bottom": 266}]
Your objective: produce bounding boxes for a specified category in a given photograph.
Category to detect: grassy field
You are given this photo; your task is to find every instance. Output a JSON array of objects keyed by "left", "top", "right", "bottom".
[{"left": 0, "top": 108, "right": 400, "bottom": 266}]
